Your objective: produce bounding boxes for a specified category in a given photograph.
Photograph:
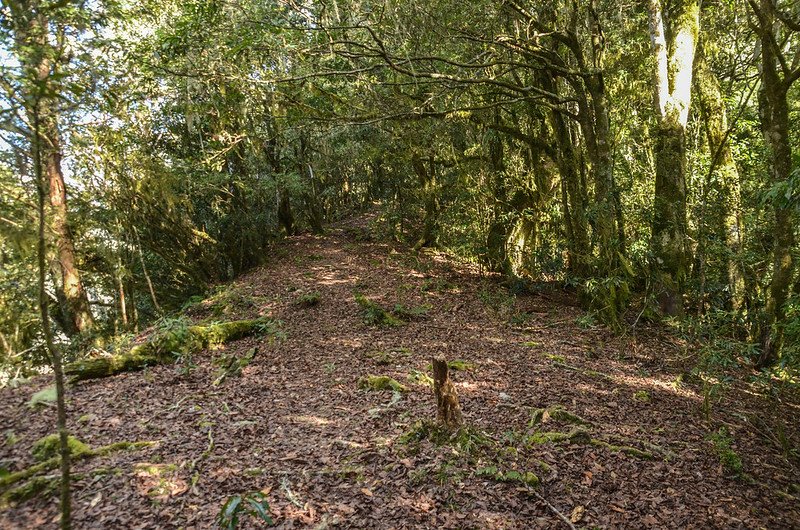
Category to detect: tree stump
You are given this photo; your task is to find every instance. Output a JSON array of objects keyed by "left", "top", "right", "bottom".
[{"left": 432, "top": 357, "right": 463, "bottom": 429}]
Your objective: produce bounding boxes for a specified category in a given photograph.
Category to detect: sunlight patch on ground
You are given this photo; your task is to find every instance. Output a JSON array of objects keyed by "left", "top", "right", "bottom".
[{"left": 286, "top": 414, "right": 335, "bottom": 426}]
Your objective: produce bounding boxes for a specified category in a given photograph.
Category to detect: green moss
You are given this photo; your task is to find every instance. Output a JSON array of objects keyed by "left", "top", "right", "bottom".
[
  {"left": 31, "top": 434, "right": 90, "bottom": 462},
  {"left": 529, "top": 405, "right": 591, "bottom": 427},
  {"left": 27, "top": 386, "right": 56, "bottom": 409},
  {"left": 632, "top": 390, "right": 651, "bottom": 403},
  {"left": 1, "top": 467, "right": 120, "bottom": 508},
  {"left": 1, "top": 475, "right": 58, "bottom": 506},
  {"left": 358, "top": 375, "right": 407, "bottom": 392},
  {"left": 354, "top": 293, "right": 405, "bottom": 327},
  {"left": 475, "top": 466, "right": 539, "bottom": 487},
  {"left": 526, "top": 427, "right": 592, "bottom": 445},
  {"left": 65, "top": 318, "right": 277, "bottom": 382},
  {"left": 589, "top": 439, "right": 654, "bottom": 460},
  {"left": 407, "top": 369, "right": 434, "bottom": 387},
  {"left": 400, "top": 420, "right": 492, "bottom": 454},
  {"left": 0, "top": 440, "right": 154, "bottom": 490}
]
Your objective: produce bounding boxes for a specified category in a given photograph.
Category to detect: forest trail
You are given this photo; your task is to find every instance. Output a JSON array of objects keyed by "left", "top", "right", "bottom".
[{"left": 1, "top": 216, "right": 799, "bottom": 529}]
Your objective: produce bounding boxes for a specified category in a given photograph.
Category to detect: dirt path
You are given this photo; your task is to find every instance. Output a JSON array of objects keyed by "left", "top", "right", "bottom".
[{"left": 1, "top": 218, "right": 798, "bottom": 529}]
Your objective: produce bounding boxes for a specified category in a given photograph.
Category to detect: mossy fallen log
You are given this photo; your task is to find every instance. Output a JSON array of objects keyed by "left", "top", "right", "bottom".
[
  {"left": 65, "top": 318, "right": 275, "bottom": 383},
  {"left": 0, "top": 440, "right": 154, "bottom": 491},
  {"left": 1, "top": 468, "right": 120, "bottom": 508}
]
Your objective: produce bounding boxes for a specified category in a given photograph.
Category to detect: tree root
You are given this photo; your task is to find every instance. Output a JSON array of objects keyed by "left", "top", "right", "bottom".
[{"left": 530, "top": 405, "right": 592, "bottom": 427}]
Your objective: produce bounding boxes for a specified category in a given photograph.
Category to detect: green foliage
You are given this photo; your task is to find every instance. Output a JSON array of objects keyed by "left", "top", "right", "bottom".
[
  {"left": 295, "top": 291, "right": 321, "bottom": 307},
  {"left": 212, "top": 347, "right": 256, "bottom": 386},
  {"left": 216, "top": 491, "right": 273, "bottom": 529},
  {"left": 27, "top": 386, "right": 57, "bottom": 409},
  {"left": 707, "top": 427, "right": 744, "bottom": 477}
]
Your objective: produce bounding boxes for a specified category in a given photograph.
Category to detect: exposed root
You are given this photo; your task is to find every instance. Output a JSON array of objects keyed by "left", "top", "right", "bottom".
[
  {"left": 530, "top": 405, "right": 592, "bottom": 427},
  {"left": 358, "top": 375, "right": 407, "bottom": 393}
]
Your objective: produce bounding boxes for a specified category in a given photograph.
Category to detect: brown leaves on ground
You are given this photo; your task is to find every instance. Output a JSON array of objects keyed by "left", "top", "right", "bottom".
[{"left": 1, "top": 215, "right": 799, "bottom": 529}]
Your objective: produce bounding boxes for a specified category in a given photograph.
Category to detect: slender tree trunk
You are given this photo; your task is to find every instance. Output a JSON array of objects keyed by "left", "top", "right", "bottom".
[
  {"left": 484, "top": 119, "right": 510, "bottom": 272},
  {"left": 134, "top": 228, "right": 162, "bottom": 315},
  {"left": 116, "top": 260, "right": 128, "bottom": 329},
  {"left": 694, "top": 45, "right": 745, "bottom": 311},
  {"left": 12, "top": 5, "right": 93, "bottom": 334},
  {"left": 647, "top": 0, "right": 700, "bottom": 317},
  {"left": 32, "top": 106, "right": 72, "bottom": 530},
  {"left": 753, "top": 0, "right": 796, "bottom": 367}
]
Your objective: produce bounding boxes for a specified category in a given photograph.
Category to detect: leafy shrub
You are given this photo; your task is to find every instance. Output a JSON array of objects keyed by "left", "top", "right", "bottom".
[
  {"left": 391, "top": 303, "right": 430, "bottom": 320},
  {"left": 354, "top": 293, "right": 403, "bottom": 327},
  {"left": 707, "top": 427, "right": 744, "bottom": 478},
  {"left": 296, "top": 291, "right": 321, "bottom": 307}
]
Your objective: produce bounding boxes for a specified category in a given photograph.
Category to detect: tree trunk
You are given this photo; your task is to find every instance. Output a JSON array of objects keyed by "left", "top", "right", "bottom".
[
  {"left": 10, "top": 1, "right": 94, "bottom": 336},
  {"left": 411, "top": 154, "right": 439, "bottom": 250},
  {"left": 753, "top": 0, "right": 796, "bottom": 367},
  {"left": 43, "top": 117, "right": 94, "bottom": 333},
  {"left": 432, "top": 358, "right": 463, "bottom": 429},
  {"left": 694, "top": 45, "right": 745, "bottom": 312},
  {"left": 647, "top": 0, "right": 700, "bottom": 317}
]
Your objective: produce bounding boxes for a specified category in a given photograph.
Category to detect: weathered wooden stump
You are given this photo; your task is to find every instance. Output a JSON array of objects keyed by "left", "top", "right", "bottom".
[{"left": 432, "top": 357, "right": 463, "bottom": 429}]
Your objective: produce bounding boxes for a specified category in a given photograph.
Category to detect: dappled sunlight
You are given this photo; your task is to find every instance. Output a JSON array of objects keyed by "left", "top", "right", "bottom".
[{"left": 285, "top": 415, "right": 336, "bottom": 427}]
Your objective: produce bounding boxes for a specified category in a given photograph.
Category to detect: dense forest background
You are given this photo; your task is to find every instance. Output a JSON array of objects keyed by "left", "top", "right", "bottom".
[{"left": 1, "top": 0, "right": 798, "bottom": 381}]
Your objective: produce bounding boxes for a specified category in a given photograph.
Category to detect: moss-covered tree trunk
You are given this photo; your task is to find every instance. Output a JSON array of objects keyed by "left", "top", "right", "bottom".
[
  {"left": 411, "top": 154, "right": 440, "bottom": 250},
  {"left": 752, "top": 0, "right": 797, "bottom": 367},
  {"left": 694, "top": 43, "right": 745, "bottom": 312},
  {"left": 545, "top": 73, "right": 590, "bottom": 278},
  {"left": 647, "top": 0, "right": 700, "bottom": 317}
]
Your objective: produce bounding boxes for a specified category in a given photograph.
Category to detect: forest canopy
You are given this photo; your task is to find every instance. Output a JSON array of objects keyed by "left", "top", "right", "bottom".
[{"left": 0, "top": 0, "right": 798, "bottom": 379}]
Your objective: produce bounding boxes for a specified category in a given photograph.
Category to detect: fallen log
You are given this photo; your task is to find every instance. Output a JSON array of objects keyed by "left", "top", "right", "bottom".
[{"left": 65, "top": 318, "right": 276, "bottom": 383}]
